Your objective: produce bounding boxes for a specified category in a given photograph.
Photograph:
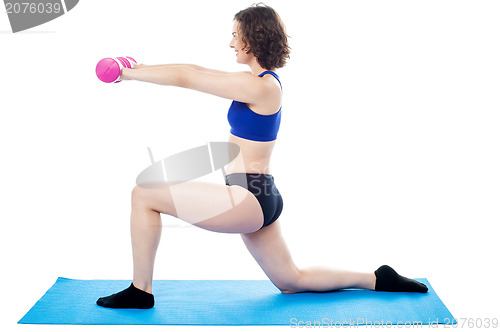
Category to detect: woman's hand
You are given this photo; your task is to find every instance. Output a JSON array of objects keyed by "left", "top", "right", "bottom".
[
  {"left": 131, "top": 62, "right": 146, "bottom": 69},
  {"left": 120, "top": 68, "right": 131, "bottom": 80},
  {"left": 121, "top": 63, "right": 148, "bottom": 80}
]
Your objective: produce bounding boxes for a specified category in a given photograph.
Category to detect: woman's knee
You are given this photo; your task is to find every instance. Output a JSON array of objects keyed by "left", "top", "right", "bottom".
[
  {"left": 131, "top": 185, "right": 141, "bottom": 202},
  {"left": 131, "top": 184, "right": 177, "bottom": 216},
  {"left": 131, "top": 185, "right": 149, "bottom": 208},
  {"left": 276, "top": 268, "right": 303, "bottom": 294}
]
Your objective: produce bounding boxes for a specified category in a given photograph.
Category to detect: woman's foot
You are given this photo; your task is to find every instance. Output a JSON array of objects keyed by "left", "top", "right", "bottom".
[
  {"left": 374, "top": 265, "right": 428, "bottom": 293},
  {"left": 96, "top": 282, "right": 154, "bottom": 309}
]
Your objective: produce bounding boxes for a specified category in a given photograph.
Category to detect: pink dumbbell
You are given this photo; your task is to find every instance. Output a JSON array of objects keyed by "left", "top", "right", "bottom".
[{"left": 95, "top": 56, "right": 137, "bottom": 83}]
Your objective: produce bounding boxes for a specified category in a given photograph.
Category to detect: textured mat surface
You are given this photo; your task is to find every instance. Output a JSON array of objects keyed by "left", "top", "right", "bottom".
[{"left": 19, "top": 277, "right": 454, "bottom": 326}]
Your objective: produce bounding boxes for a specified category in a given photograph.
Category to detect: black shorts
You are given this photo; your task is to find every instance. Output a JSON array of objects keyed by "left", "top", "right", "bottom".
[{"left": 225, "top": 173, "right": 283, "bottom": 229}]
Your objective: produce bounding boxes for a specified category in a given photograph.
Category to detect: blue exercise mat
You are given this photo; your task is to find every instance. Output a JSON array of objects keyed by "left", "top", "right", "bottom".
[{"left": 19, "top": 277, "right": 455, "bottom": 326}]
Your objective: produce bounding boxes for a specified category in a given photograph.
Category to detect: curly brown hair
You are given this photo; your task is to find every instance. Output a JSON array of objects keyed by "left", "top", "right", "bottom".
[{"left": 234, "top": 3, "right": 291, "bottom": 70}]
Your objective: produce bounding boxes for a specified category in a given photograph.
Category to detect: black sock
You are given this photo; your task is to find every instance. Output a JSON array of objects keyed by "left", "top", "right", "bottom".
[
  {"left": 96, "top": 283, "right": 154, "bottom": 309},
  {"left": 374, "top": 265, "right": 428, "bottom": 293}
]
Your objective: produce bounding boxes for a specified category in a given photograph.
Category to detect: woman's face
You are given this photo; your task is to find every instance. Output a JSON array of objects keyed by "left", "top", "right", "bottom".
[{"left": 230, "top": 20, "right": 253, "bottom": 65}]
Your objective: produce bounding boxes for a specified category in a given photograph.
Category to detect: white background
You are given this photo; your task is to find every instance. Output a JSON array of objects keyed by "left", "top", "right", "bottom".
[{"left": 1, "top": 0, "right": 499, "bottom": 331}]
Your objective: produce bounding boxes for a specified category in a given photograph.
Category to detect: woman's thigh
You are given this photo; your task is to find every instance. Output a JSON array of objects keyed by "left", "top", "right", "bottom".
[
  {"left": 133, "top": 181, "right": 264, "bottom": 234},
  {"left": 240, "top": 219, "right": 301, "bottom": 293}
]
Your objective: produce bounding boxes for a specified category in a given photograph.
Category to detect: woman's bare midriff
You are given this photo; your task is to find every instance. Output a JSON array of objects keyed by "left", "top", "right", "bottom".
[{"left": 224, "top": 133, "right": 276, "bottom": 175}]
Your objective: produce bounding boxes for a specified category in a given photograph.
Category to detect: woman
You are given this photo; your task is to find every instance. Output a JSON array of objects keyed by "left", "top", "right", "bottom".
[{"left": 97, "top": 3, "right": 427, "bottom": 309}]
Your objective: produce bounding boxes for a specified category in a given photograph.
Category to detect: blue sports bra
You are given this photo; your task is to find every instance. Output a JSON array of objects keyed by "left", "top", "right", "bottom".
[{"left": 227, "top": 71, "right": 282, "bottom": 142}]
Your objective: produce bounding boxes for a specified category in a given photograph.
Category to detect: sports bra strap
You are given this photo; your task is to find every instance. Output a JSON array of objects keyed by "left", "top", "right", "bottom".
[{"left": 259, "top": 71, "right": 282, "bottom": 89}]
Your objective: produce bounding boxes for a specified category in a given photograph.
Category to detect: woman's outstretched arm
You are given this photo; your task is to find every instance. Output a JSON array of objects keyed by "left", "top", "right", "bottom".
[
  {"left": 133, "top": 63, "right": 233, "bottom": 75},
  {"left": 121, "top": 65, "right": 278, "bottom": 105}
]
